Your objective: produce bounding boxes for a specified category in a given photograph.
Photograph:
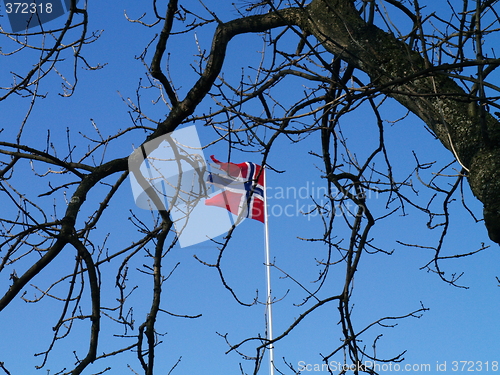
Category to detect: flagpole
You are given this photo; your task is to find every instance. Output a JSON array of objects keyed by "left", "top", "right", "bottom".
[{"left": 263, "top": 166, "right": 275, "bottom": 375}]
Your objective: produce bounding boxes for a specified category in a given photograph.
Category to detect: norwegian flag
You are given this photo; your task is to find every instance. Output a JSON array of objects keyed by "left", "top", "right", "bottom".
[{"left": 205, "top": 155, "right": 265, "bottom": 223}]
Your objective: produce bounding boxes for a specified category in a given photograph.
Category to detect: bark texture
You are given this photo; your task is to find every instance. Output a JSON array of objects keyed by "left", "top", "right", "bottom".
[{"left": 300, "top": 0, "right": 500, "bottom": 243}]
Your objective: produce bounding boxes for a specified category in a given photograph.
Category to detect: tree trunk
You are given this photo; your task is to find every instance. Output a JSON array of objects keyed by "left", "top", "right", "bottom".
[{"left": 299, "top": 0, "right": 500, "bottom": 243}]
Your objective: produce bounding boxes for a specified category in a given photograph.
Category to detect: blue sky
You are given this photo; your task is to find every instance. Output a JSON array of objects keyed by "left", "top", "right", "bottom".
[{"left": 1, "top": 1, "right": 499, "bottom": 374}]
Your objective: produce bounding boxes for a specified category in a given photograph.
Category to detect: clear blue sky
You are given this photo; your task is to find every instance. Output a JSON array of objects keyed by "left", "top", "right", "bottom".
[{"left": 1, "top": 1, "right": 499, "bottom": 374}]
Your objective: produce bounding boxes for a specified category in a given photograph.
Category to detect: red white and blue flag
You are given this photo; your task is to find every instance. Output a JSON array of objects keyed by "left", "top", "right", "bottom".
[{"left": 205, "top": 155, "right": 265, "bottom": 223}]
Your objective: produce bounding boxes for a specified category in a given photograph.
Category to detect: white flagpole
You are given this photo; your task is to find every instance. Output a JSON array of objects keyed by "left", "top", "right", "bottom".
[{"left": 263, "top": 166, "right": 275, "bottom": 375}]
